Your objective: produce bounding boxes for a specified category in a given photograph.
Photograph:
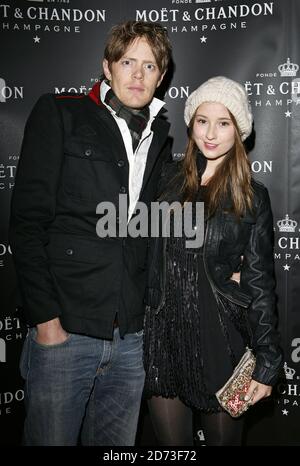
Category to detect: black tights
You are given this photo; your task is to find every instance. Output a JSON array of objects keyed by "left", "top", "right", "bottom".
[{"left": 148, "top": 396, "right": 244, "bottom": 446}]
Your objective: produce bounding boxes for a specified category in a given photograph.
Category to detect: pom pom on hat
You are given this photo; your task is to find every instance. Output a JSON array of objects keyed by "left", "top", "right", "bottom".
[{"left": 184, "top": 76, "right": 253, "bottom": 141}]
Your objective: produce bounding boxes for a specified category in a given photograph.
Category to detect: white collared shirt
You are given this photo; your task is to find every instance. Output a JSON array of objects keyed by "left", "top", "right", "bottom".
[{"left": 100, "top": 80, "right": 165, "bottom": 220}]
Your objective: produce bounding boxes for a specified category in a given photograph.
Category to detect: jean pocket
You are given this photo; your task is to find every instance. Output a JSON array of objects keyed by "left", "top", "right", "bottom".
[{"left": 30, "top": 327, "right": 73, "bottom": 349}]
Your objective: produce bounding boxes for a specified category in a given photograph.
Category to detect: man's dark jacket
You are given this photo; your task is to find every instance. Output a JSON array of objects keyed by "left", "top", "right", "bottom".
[{"left": 9, "top": 83, "right": 170, "bottom": 339}]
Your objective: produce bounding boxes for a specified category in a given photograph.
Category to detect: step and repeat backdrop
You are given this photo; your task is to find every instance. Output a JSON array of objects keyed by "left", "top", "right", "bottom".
[{"left": 1, "top": 0, "right": 300, "bottom": 446}]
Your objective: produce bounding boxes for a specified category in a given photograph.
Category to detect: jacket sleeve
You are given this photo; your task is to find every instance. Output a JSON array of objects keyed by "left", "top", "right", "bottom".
[
  {"left": 9, "top": 94, "right": 64, "bottom": 326},
  {"left": 241, "top": 186, "right": 283, "bottom": 385}
]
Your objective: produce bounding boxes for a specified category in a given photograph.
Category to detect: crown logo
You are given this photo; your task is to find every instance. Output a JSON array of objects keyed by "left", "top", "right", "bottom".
[
  {"left": 284, "top": 362, "right": 296, "bottom": 380},
  {"left": 278, "top": 58, "right": 299, "bottom": 77},
  {"left": 277, "top": 214, "right": 297, "bottom": 232}
]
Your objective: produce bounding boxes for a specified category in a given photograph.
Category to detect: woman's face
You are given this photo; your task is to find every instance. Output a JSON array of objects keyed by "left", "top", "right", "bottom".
[{"left": 192, "top": 102, "right": 235, "bottom": 162}]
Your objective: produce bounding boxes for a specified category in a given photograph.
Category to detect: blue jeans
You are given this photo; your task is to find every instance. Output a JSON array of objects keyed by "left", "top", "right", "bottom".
[{"left": 20, "top": 327, "right": 145, "bottom": 446}]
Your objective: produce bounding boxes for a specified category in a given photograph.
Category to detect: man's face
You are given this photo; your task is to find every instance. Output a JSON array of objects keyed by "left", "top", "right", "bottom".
[{"left": 103, "top": 37, "right": 165, "bottom": 109}]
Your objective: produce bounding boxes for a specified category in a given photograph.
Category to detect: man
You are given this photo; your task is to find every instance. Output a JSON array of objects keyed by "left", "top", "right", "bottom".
[{"left": 10, "top": 21, "right": 172, "bottom": 446}]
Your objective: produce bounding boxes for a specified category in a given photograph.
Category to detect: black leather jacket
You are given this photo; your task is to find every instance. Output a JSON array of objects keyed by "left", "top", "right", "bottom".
[{"left": 145, "top": 156, "right": 282, "bottom": 386}]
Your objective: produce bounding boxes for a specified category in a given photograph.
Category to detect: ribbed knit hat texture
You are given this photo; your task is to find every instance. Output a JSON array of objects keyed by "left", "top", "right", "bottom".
[{"left": 184, "top": 76, "right": 253, "bottom": 141}]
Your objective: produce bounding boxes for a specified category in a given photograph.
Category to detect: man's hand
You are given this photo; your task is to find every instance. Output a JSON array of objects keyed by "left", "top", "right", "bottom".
[{"left": 36, "top": 317, "right": 69, "bottom": 345}]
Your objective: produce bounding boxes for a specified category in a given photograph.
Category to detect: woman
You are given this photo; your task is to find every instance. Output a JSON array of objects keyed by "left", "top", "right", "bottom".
[{"left": 143, "top": 76, "right": 282, "bottom": 446}]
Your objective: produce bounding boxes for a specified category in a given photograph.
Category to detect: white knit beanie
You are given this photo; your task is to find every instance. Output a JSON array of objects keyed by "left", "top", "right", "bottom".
[{"left": 184, "top": 76, "right": 253, "bottom": 141}]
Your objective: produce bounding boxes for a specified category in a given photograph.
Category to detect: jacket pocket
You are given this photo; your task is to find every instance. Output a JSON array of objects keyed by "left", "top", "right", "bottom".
[
  {"left": 45, "top": 234, "right": 120, "bottom": 319},
  {"left": 215, "top": 290, "right": 253, "bottom": 347},
  {"left": 64, "top": 140, "right": 112, "bottom": 162},
  {"left": 62, "top": 141, "right": 117, "bottom": 201},
  {"left": 46, "top": 234, "right": 105, "bottom": 264}
]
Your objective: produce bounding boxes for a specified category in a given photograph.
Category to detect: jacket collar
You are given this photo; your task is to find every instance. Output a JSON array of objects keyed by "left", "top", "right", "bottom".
[
  {"left": 88, "top": 82, "right": 105, "bottom": 107},
  {"left": 88, "top": 81, "right": 166, "bottom": 118},
  {"left": 140, "top": 117, "right": 170, "bottom": 195}
]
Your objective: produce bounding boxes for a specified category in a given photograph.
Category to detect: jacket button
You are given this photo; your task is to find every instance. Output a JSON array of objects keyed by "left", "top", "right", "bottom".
[
  {"left": 66, "top": 248, "right": 74, "bottom": 256},
  {"left": 85, "top": 148, "right": 92, "bottom": 156},
  {"left": 117, "top": 160, "right": 125, "bottom": 167},
  {"left": 119, "top": 186, "right": 126, "bottom": 194}
]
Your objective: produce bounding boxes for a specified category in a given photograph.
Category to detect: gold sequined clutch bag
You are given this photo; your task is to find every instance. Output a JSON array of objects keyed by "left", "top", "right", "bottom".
[{"left": 215, "top": 348, "right": 256, "bottom": 418}]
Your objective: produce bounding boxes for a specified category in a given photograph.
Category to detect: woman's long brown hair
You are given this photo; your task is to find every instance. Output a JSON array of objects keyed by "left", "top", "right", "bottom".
[{"left": 181, "top": 111, "right": 253, "bottom": 217}]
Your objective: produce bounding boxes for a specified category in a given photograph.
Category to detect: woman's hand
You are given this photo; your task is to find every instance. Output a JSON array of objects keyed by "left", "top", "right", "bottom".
[
  {"left": 231, "top": 272, "right": 240, "bottom": 284},
  {"left": 244, "top": 380, "right": 272, "bottom": 405}
]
